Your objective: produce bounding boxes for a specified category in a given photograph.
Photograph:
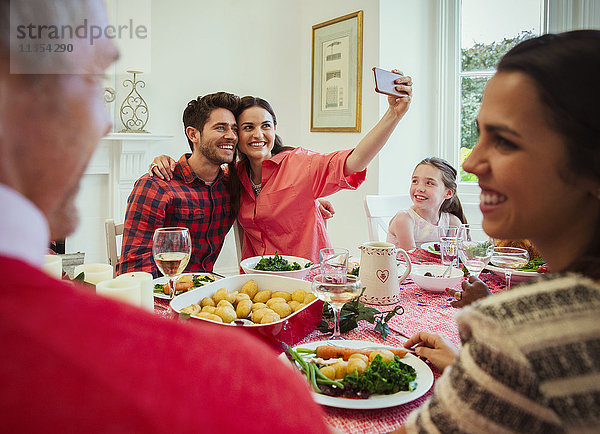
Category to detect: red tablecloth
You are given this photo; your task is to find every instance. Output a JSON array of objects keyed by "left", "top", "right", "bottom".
[{"left": 153, "top": 248, "right": 507, "bottom": 433}]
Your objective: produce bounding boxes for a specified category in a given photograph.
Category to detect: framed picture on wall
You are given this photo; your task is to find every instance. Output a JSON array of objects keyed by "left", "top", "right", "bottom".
[{"left": 311, "top": 10, "right": 363, "bottom": 132}]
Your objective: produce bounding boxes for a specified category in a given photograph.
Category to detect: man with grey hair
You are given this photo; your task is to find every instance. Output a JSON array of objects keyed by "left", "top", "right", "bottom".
[{"left": 0, "top": 1, "right": 328, "bottom": 431}]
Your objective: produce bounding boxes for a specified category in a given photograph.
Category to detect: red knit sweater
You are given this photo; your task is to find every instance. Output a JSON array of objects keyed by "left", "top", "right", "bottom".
[{"left": 0, "top": 256, "right": 328, "bottom": 433}]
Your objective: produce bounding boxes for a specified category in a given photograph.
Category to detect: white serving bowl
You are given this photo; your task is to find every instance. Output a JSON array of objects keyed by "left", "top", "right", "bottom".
[
  {"left": 240, "top": 255, "right": 313, "bottom": 280},
  {"left": 409, "top": 264, "right": 464, "bottom": 293}
]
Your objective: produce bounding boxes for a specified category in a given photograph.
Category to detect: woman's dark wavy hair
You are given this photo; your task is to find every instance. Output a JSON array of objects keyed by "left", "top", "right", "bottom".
[
  {"left": 227, "top": 96, "right": 295, "bottom": 216},
  {"left": 417, "top": 157, "right": 466, "bottom": 224},
  {"left": 496, "top": 30, "right": 600, "bottom": 278}
]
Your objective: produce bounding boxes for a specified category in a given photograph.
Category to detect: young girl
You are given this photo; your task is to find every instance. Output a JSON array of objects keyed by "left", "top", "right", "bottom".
[{"left": 387, "top": 157, "right": 466, "bottom": 250}]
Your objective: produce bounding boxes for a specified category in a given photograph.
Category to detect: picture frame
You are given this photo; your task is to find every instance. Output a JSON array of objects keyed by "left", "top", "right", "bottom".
[{"left": 311, "top": 10, "right": 363, "bottom": 132}]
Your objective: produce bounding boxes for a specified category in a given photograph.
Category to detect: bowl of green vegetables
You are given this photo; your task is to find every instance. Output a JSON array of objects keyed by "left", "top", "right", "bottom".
[{"left": 240, "top": 253, "right": 314, "bottom": 280}]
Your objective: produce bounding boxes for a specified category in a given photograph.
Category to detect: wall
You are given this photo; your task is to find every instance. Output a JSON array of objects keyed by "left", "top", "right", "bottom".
[
  {"left": 297, "top": 0, "right": 440, "bottom": 259},
  {"left": 377, "top": 0, "right": 438, "bottom": 192},
  {"left": 297, "top": 0, "right": 380, "bottom": 260}
]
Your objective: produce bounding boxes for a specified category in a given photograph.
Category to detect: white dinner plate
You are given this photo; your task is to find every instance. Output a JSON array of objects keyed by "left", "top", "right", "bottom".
[
  {"left": 290, "top": 340, "right": 434, "bottom": 410},
  {"left": 485, "top": 264, "right": 541, "bottom": 283},
  {"left": 153, "top": 272, "right": 220, "bottom": 299},
  {"left": 420, "top": 242, "right": 440, "bottom": 256}
]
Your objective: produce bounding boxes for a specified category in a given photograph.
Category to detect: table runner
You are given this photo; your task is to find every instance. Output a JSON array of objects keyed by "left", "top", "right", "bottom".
[{"left": 295, "top": 248, "right": 505, "bottom": 433}]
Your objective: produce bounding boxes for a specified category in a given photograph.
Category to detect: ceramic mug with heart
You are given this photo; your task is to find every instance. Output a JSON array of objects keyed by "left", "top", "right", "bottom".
[{"left": 358, "top": 241, "right": 411, "bottom": 305}]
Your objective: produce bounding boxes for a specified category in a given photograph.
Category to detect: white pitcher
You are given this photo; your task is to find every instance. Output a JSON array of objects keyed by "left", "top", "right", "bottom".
[{"left": 358, "top": 242, "right": 411, "bottom": 305}]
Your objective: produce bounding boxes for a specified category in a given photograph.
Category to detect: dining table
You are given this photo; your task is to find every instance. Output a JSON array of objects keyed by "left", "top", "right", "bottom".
[{"left": 153, "top": 247, "right": 509, "bottom": 434}]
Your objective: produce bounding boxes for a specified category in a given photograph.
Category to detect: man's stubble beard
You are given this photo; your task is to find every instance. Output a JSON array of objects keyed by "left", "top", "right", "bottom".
[{"left": 198, "top": 139, "right": 235, "bottom": 166}]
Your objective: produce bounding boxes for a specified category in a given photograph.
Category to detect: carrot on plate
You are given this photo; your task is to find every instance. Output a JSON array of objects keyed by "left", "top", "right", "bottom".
[
  {"left": 175, "top": 281, "right": 194, "bottom": 292},
  {"left": 315, "top": 345, "right": 407, "bottom": 360}
]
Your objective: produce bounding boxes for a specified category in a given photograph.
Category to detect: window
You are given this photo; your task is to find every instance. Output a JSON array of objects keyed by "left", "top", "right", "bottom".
[
  {"left": 433, "top": 0, "right": 599, "bottom": 224},
  {"left": 438, "top": 0, "right": 599, "bottom": 187},
  {"left": 458, "top": 0, "right": 542, "bottom": 181}
]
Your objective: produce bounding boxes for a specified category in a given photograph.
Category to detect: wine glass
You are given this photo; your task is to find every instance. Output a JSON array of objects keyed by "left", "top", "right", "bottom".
[
  {"left": 457, "top": 224, "right": 494, "bottom": 277},
  {"left": 152, "top": 227, "right": 192, "bottom": 299},
  {"left": 312, "top": 274, "right": 362, "bottom": 340},
  {"left": 491, "top": 247, "right": 529, "bottom": 290}
]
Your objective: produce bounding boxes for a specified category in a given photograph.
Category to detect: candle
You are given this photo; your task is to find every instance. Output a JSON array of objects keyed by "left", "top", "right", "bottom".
[
  {"left": 73, "top": 263, "right": 114, "bottom": 285},
  {"left": 42, "top": 254, "right": 62, "bottom": 279},
  {"left": 95, "top": 278, "right": 141, "bottom": 307},
  {"left": 116, "top": 272, "right": 154, "bottom": 312}
]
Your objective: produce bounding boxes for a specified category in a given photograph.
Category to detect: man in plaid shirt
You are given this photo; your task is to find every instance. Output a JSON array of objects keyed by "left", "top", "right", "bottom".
[{"left": 119, "top": 92, "right": 239, "bottom": 277}]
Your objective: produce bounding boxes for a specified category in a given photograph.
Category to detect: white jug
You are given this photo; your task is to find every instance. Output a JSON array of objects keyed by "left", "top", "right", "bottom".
[{"left": 358, "top": 242, "right": 411, "bottom": 305}]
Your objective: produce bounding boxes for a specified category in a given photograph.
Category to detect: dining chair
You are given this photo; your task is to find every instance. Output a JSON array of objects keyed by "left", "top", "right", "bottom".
[
  {"left": 104, "top": 219, "right": 124, "bottom": 277},
  {"left": 364, "top": 194, "right": 412, "bottom": 242},
  {"left": 233, "top": 221, "right": 243, "bottom": 266}
]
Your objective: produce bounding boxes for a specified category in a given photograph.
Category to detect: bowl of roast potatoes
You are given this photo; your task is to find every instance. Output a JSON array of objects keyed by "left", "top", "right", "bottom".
[{"left": 170, "top": 274, "right": 323, "bottom": 345}]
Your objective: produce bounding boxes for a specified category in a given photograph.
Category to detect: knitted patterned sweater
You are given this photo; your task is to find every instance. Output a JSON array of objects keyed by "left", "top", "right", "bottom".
[{"left": 406, "top": 273, "right": 600, "bottom": 433}]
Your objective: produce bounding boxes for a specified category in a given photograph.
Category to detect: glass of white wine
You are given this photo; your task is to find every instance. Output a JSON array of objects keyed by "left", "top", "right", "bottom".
[
  {"left": 457, "top": 224, "right": 494, "bottom": 277},
  {"left": 491, "top": 247, "right": 529, "bottom": 290},
  {"left": 312, "top": 274, "right": 362, "bottom": 340},
  {"left": 152, "top": 227, "right": 192, "bottom": 299}
]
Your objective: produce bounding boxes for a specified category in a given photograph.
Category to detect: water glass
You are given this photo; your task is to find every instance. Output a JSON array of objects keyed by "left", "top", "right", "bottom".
[
  {"left": 438, "top": 226, "right": 459, "bottom": 267},
  {"left": 319, "top": 248, "right": 349, "bottom": 283}
]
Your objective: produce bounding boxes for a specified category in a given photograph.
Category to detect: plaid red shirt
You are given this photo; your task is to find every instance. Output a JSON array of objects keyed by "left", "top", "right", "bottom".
[{"left": 118, "top": 154, "right": 234, "bottom": 278}]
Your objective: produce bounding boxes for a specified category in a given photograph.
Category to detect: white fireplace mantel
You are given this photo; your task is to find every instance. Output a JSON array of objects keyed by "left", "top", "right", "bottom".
[
  {"left": 102, "top": 133, "right": 172, "bottom": 222},
  {"left": 66, "top": 132, "right": 172, "bottom": 263}
]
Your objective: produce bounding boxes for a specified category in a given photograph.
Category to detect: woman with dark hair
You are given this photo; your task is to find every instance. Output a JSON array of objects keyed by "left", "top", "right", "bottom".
[
  {"left": 151, "top": 72, "right": 413, "bottom": 263},
  {"left": 387, "top": 156, "right": 466, "bottom": 250},
  {"left": 394, "top": 30, "right": 600, "bottom": 434},
  {"left": 232, "top": 87, "right": 412, "bottom": 262}
]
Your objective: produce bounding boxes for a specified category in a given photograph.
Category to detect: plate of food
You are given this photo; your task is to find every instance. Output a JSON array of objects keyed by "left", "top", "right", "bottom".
[
  {"left": 284, "top": 340, "right": 434, "bottom": 409},
  {"left": 420, "top": 242, "right": 440, "bottom": 256},
  {"left": 153, "top": 272, "right": 219, "bottom": 299},
  {"left": 485, "top": 256, "right": 547, "bottom": 283}
]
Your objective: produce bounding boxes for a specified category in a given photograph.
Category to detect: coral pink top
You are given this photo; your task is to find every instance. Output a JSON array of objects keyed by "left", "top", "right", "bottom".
[{"left": 237, "top": 148, "right": 366, "bottom": 263}]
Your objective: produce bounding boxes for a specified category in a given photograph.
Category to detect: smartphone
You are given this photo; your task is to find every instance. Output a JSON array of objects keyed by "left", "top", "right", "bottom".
[{"left": 373, "top": 67, "right": 408, "bottom": 97}]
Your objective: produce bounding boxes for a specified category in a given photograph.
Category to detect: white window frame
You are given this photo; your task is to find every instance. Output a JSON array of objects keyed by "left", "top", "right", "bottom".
[{"left": 434, "top": 0, "right": 599, "bottom": 224}]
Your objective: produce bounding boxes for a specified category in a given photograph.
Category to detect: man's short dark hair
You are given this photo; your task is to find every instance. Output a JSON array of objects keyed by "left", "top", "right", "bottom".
[{"left": 182, "top": 92, "right": 240, "bottom": 151}]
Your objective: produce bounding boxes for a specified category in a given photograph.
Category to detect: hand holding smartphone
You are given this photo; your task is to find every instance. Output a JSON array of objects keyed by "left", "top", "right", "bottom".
[{"left": 373, "top": 67, "right": 410, "bottom": 97}]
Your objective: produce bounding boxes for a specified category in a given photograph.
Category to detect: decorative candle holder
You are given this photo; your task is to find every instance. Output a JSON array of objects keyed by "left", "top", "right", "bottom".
[{"left": 119, "top": 70, "right": 149, "bottom": 133}]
